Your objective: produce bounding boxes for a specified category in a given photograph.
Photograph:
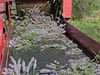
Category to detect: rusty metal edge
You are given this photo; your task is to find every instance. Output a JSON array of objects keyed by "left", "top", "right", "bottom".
[{"left": 64, "top": 22, "right": 100, "bottom": 61}]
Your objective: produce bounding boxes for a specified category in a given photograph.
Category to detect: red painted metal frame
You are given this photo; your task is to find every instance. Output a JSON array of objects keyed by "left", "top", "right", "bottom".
[
  {"left": 0, "top": 3, "right": 5, "bottom": 74},
  {"left": 63, "top": 0, "right": 72, "bottom": 18},
  {"left": 0, "top": 0, "right": 12, "bottom": 3},
  {"left": 0, "top": 1, "right": 11, "bottom": 74},
  {"left": 0, "top": 20, "right": 3, "bottom": 65}
]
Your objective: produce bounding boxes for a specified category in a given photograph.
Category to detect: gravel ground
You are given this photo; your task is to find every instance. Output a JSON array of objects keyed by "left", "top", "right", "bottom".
[{"left": 7, "top": 6, "right": 100, "bottom": 75}]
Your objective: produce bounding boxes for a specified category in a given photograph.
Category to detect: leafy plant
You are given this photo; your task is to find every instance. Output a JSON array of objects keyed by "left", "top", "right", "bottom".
[
  {"left": 72, "top": 0, "right": 100, "bottom": 19},
  {"left": 22, "top": 33, "right": 38, "bottom": 41}
]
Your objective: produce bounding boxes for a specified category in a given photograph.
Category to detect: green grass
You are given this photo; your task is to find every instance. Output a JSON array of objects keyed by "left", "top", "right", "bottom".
[{"left": 68, "top": 10, "right": 100, "bottom": 42}]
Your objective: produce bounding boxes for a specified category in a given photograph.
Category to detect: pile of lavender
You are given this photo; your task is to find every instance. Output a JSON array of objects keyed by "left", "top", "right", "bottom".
[
  {"left": 5, "top": 6, "right": 100, "bottom": 75},
  {"left": 3, "top": 56, "right": 100, "bottom": 75},
  {"left": 10, "top": 6, "right": 82, "bottom": 54}
]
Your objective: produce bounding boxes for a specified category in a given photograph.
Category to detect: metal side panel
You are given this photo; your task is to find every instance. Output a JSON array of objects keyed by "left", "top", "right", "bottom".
[{"left": 65, "top": 22, "right": 100, "bottom": 60}]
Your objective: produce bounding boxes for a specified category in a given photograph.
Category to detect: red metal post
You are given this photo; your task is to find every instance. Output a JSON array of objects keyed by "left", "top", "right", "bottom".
[
  {"left": 63, "top": 0, "right": 72, "bottom": 18},
  {"left": 0, "top": 1, "right": 12, "bottom": 74},
  {"left": 0, "top": 20, "right": 3, "bottom": 66}
]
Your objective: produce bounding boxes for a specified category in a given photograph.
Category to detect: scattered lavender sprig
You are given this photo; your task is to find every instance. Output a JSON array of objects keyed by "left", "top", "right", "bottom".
[{"left": 2, "top": 56, "right": 37, "bottom": 75}]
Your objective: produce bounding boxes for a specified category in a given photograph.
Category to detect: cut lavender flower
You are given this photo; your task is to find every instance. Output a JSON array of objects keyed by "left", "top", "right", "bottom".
[
  {"left": 3, "top": 56, "right": 37, "bottom": 75},
  {"left": 8, "top": 4, "right": 99, "bottom": 75}
]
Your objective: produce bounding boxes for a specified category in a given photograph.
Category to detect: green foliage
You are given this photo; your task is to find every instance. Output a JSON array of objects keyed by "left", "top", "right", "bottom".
[
  {"left": 72, "top": 0, "right": 100, "bottom": 19},
  {"left": 68, "top": 19, "right": 100, "bottom": 42},
  {"left": 72, "top": 61, "right": 97, "bottom": 75},
  {"left": 18, "top": 27, "right": 27, "bottom": 35},
  {"left": 69, "top": 4, "right": 100, "bottom": 42},
  {"left": 22, "top": 33, "right": 38, "bottom": 41}
]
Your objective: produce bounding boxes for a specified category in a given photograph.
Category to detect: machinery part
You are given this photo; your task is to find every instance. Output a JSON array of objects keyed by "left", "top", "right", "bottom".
[
  {"left": 15, "top": 0, "right": 49, "bottom": 16},
  {"left": 49, "top": 0, "right": 72, "bottom": 20},
  {"left": 49, "top": 0, "right": 62, "bottom": 19},
  {"left": 15, "top": 0, "right": 72, "bottom": 19},
  {"left": 0, "top": 0, "right": 12, "bottom": 3},
  {"left": 0, "top": 0, "right": 12, "bottom": 74},
  {"left": 2, "top": 0, "right": 100, "bottom": 74}
]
